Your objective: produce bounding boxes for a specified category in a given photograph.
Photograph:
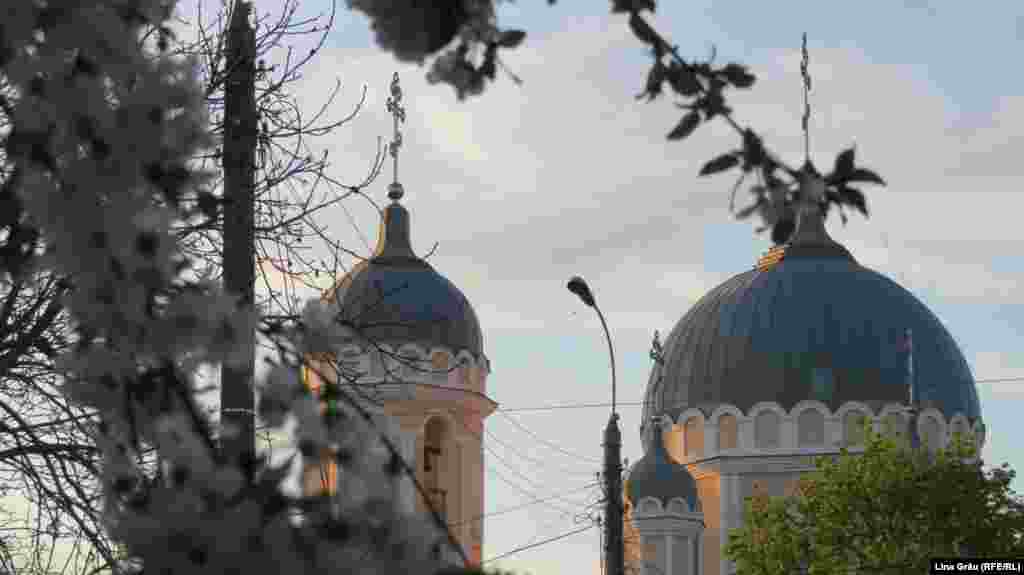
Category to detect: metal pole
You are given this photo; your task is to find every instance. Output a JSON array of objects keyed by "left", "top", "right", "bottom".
[
  {"left": 604, "top": 411, "right": 624, "bottom": 575},
  {"left": 594, "top": 302, "right": 624, "bottom": 575}
]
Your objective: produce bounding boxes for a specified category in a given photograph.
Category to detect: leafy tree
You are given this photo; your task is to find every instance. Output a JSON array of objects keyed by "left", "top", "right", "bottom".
[
  {"left": 348, "top": 0, "right": 887, "bottom": 245},
  {"left": 724, "top": 428, "right": 1024, "bottom": 575}
]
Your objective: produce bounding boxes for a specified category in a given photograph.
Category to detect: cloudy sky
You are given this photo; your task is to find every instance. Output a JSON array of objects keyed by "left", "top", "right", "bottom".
[{"left": 187, "top": 1, "right": 1023, "bottom": 573}]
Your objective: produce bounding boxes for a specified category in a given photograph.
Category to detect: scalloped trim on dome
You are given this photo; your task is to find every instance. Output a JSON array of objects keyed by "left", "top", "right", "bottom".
[{"left": 652, "top": 400, "right": 986, "bottom": 464}]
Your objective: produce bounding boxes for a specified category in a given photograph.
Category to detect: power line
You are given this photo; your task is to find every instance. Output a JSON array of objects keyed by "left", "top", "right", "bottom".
[
  {"left": 448, "top": 412, "right": 596, "bottom": 517},
  {"left": 481, "top": 524, "right": 595, "bottom": 565},
  {"left": 449, "top": 481, "right": 601, "bottom": 527},
  {"left": 497, "top": 410, "right": 603, "bottom": 464},
  {"left": 496, "top": 375, "right": 1024, "bottom": 413},
  {"left": 484, "top": 427, "right": 596, "bottom": 477}
]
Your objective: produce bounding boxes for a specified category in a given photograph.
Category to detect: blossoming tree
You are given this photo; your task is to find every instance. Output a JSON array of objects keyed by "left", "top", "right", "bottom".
[{"left": 0, "top": 1, "right": 473, "bottom": 572}]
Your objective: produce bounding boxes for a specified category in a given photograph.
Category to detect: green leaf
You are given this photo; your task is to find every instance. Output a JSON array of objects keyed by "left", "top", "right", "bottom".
[
  {"left": 846, "top": 167, "right": 886, "bottom": 186},
  {"left": 497, "top": 30, "right": 526, "bottom": 49},
  {"left": 699, "top": 153, "right": 739, "bottom": 176},
  {"left": 667, "top": 111, "right": 700, "bottom": 141},
  {"left": 834, "top": 147, "right": 855, "bottom": 176},
  {"left": 721, "top": 63, "right": 755, "bottom": 88}
]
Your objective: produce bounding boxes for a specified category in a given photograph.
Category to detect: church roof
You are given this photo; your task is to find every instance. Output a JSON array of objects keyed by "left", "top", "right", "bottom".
[
  {"left": 626, "top": 420, "right": 700, "bottom": 510},
  {"left": 325, "top": 200, "right": 484, "bottom": 357},
  {"left": 643, "top": 179, "right": 980, "bottom": 425}
]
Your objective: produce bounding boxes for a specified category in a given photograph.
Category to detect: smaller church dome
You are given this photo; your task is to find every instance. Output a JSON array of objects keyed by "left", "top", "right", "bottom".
[
  {"left": 626, "top": 419, "right": 700, "bottom": 512},
  {"left": 326, "top": 200, "right": 483, "bottom": 357}
]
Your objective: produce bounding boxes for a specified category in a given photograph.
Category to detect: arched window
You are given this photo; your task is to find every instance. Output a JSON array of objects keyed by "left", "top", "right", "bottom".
[
  {"left": 423, "top": 418, "right": 449, "bottom": 520},
  {"left": 754, "top": 411, "right": 780, "bottom": 449},
  {"left": 797, "top": 409, "right": 825, "bottom": 447},
  {"left": 718, "top": 414, "right": 738, "bottom": 450},
  {"left": 844, "top": 411, "right": 868, "bottom": 446},
  {"left": 683, "top": 417, "right": 703, "bottom": 459},
  {"left": 921, "top": 416, "right": 941, "bottom": 450},
  {"left": 950, "top": 419, "right": 969, "bottom": 444},
  {"left": 882, "top": 413, "right": 908, "bottom": 447}
]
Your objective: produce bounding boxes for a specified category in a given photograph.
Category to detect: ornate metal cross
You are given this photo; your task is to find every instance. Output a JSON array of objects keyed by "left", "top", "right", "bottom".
[{"left": 385, "top": 72, "right": 406, "bottom": 201}]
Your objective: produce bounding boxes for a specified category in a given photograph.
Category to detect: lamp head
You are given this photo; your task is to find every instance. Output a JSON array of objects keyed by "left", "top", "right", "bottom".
[{"left": 567, "top": 275, "right": 595, "bottom": 308}]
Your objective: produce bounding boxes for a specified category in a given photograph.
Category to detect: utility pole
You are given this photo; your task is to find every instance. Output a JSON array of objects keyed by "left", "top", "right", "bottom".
[
  {"left": 220, "top": 0, "right": 257, "bottom": 478},
  {"left": 604, "top": 414, "right": 624, "bottom": 575},
  {"left": 567, "top": 276, "right": 625, "bottom": 575}
]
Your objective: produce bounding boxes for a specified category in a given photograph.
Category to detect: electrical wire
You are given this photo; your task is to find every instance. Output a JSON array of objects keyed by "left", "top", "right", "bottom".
[
  {"left": 483, "top": 427, "right": 596, "bottom": 477},
  {"left": 496, "top": 375, "right": 1024, "bottom": 413},
  {"left": 449, "top": 481, "right": 601, "bottom": 527},
  {"left": 496, "top": 409, "right": 603, "bottom": 464},
  {"left": 481, "top": 524, "right": 595, "bottom": 565}
]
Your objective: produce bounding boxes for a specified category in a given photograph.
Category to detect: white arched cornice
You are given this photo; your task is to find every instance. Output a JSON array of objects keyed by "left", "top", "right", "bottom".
[
  {"left": 917, "top": 408, "right": 948, "bottom": 450},
  {"left": 835, "top": 400, "right": 874, "bottom": 420},
  {"left": 676, "top": 408, "right": 706, "bottom": 427},
  {"left": 948, "top": 414, "right": 971, "bottom": 440},
  {"left": 748, "top": 401, "right": 786, "bottom": 450},
  {"left": 709, "top": 403, "right": 745, "bottom": 423},
  {"left": 636, "top": 497, "right": 664, "bottom": 515},
  {"left": 709, "top": 404, "right": 744, "bottom": 454},
  {"left": 789, "top": 400, "right": 830, "bottom": 418},
  {"left": 746, "top": 401, "right": 786, "bottom": 419},
  {"left": 877, "top": 402, "right": 909, "bottom": 419},
  {"left": 835, "top": 401, "right": 874, "bottom": 447},
  {"left": 676, "top": 409, "right": 706, "bottom": 462},
  {"left": 667, "top": 497, "right": 698, "bottom": 515},
  {"left": 792, "top": 400, "right": 830, "bottom": 449},
  {"left": 972, "top": 419, "right": 987, "bottom": 450}
]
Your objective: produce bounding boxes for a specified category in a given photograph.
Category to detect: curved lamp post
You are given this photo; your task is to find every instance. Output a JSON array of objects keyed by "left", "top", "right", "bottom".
[{"left": 567, "top": 275, "right": 624, "bottom": 575}]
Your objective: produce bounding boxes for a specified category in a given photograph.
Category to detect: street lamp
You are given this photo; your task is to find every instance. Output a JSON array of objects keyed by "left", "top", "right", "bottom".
[{"left": 567, "top": 275, "right": 624, "bottom": 575}]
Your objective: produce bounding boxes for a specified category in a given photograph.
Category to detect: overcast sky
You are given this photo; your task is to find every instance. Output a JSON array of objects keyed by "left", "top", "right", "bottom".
[{"left": 169, "top": 1, "right": 1024, "bottom": 573}]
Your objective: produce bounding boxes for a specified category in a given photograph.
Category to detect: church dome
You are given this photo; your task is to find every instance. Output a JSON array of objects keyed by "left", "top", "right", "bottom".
[
  {"left": 626, "top": 419, "right": 700, "bottom": 510},
  {"left": 326, "top": 200, "right": 483, "bottom": 357},
  {"left": 643, "top": 191, "right": 980, "bottom": 426}
]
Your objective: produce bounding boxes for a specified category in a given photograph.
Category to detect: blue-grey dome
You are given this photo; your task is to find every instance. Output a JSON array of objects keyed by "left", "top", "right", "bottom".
[
  {"left": 327, "top": 201, "right": 483, "bottom": 357},
  {"left": 644, "top": 201, "right": 980, "bottom": 424},
  {"left": 626, "top": 421, "right": 700, "bottom": 510}
]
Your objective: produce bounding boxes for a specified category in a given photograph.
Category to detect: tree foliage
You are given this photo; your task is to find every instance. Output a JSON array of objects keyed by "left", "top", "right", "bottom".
[
  {"left": 349, "top": 0, "right": 887, "bottom": 245},
  {"left": 725, "top": 429, "right": 1024, "bottom": 575},
  {"left": 0, "top": 0, "right": 473, "bottom": 573}
]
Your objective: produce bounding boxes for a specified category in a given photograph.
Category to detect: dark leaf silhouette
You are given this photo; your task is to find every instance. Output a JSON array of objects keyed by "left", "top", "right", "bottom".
[
  {"left": 613, "top": 0, "right": 656, "bottom": 13},
  {"left": 772, "top": 218, "right": 796, "bottom": 245},
  {"left": 667, "top": 111, "right": 700, "bottom": 141},
  {"left": 846, "top": 168, "right": 886, "bottom": 186},
  {"left": 699, "top": 153, "right": 740, "bottom": 176},
  {"left": 721, "top": 63, "right": 755, "bottom": 88},
  {"left": 666, "top": 62, "right": 701, "bottom": 96},
  {"left": 497, "top": 30, "right": 526, "bottom": 49},
  {"left": 628, "top": 13, "right": 659, "bottom": 47},
  {"left": 838, "top": 186, "right": 868, "bottom": 216},
  {"left": 741, "top": 129, "right": 764, "bottom": 170},
  {"left": 834, "top": 147, "right": 855, "bottom": 177},
  {"left": 736, "top": 201, "right": 760, "bottom": 220},
  {"left": 640, "top": 62, "right": 665, "bottom": 100}
]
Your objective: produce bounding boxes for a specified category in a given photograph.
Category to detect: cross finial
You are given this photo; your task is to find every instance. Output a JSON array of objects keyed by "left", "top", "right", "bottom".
[
  {"left": 800, "top": 33, "right": 812, "bottom": 165},
  {"left": 385, "top": 72, "right": 406, "bottom": 201},
  {"left": 649, "top": 330, "right": 664, "bottom": 366}
]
